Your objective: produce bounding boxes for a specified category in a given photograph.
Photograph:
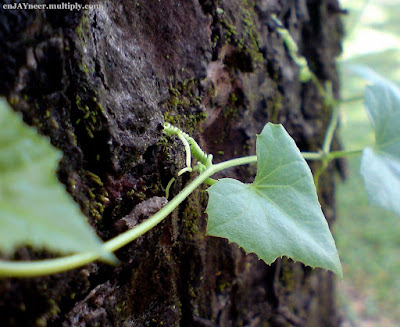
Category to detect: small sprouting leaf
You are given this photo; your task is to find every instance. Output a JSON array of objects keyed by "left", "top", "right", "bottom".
[
  {"left": 206, "top": 123, "right": 342, "bottom": 276},
  {"left": 0, "top": 98, "right": 112, "bottom": 258},
  {"left": 360, "top": 81, "right": 400, "bottom": 217}
]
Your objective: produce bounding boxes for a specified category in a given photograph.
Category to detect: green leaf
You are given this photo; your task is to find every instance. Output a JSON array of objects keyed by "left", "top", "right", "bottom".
[
  {"left": 206, "top": 123, "right": 342, "bottom": 276},
  {"left": 0, "top": 98, "right": 111, "bottom": 258},
  {"left": 360, "top": 81, "right": 400, "bottom": 217}
]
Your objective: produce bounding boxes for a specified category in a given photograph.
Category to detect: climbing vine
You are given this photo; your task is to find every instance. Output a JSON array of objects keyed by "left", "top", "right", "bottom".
[{"left": 1, "top": 16, "right": 399, "bottom": 278}]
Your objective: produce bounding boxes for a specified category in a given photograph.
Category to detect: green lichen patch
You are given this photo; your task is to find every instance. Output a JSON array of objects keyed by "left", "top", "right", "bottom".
[
  {"left": 222, "top": 92, "right": 243, "bottom": 120},
  {"left": 75, "top": 170, "right": 111, "bottom": 222},
  {"left": 182, "top": 190, "right": 204, "bottom": 239},
  {"left": 75, "top": 12, "right": 90, "bottom": 40},
  {"left": 216, "top": 0, "right": 264, "bottom": 70},
  {"left": 240, "top": 2, "right": 263, "bottom": 66},
  {"left": 75, "top": 95, "right": 106, "bottom": 139},
  {"left": 163, "top": 78, "right": 206, "bottom": 135}
]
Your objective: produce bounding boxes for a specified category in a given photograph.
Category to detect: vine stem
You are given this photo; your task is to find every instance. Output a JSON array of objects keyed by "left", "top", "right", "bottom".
[
  {"left": 0, "top": 140, "right": 362, "bottom": 277},
  {"left": 322, "top": 82, "right": 338, "bottom": 155},
  {"left": 326, "top": 149, "right": 363, "bottom": 160},
  {"left": 301, "top": 151, "right": 324, "bottom": 160},
  {"left": 0, "top": 156, "right": 256, "bottom": 277},
  {"left": 177, "top": 132, "right": 192, "bottom": 172},
  {"left": 301, "top": 149, "right": 363, "bottom": 161},
  {"left": 340, "top": 95, "right": 364, "bottom": 103}
]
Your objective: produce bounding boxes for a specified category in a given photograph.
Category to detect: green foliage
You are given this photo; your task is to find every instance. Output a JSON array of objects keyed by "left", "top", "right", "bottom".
[
  {"left": 360, "top": 81, "right": 400, "bottom": 217},
  {"left": 336, "top": 152, "right": 400, "bottom": 322},
  {"left": 338, "top": 1, "right": 400, "bottom": 323},
  {"left": 0, "top": 98, "right": 109, "bottom": 257},
  {"left": 4, "top": 14, "right": 400, "bottom": 279},
  {"left": 206, "top": 123, "right": 342, "bottom": 276}
]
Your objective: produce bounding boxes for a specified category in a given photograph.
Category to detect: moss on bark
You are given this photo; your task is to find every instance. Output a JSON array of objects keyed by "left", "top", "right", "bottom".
[{"left": 0, "top": 0, "right": 344, "bottom": 326}]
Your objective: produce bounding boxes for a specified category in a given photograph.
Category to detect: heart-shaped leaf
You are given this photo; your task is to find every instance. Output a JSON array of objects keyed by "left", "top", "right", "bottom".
[
  {"left": 0, "top": 98, "right": 112, "bottom": 259},
  {"left": 360, "top": 81, "right": 400, "bottom": 217},
  {"left": 206, "top": 123, "right": 342, "bottom": 276}
]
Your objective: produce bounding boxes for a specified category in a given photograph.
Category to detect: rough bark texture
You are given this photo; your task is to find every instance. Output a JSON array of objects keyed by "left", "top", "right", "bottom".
[{"left": 0, "top": 0, "right": 345, "bottom": 326}]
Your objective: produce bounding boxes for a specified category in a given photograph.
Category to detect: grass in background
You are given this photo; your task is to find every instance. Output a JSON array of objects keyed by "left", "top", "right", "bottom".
[
  {"left": 336, "top": 108, "right": 400, "bottom": 324},
  {"left": 335, "top": 0, "right": 400, "bottom": 325}
]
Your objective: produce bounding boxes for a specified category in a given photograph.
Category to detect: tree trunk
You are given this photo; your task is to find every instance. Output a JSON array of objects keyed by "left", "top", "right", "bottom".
[{"left": 0, "top": 0, "right": 344, "bottom": 326}]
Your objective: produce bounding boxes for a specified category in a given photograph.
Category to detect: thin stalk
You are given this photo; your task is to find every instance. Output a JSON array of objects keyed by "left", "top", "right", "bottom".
[
  {"left": 302, "top": 149, "right": 363, "bottom": 161},
  {"left": 314, "top": 159, "right": 328, "bottom": 190},
  {"left": 322, "top": 102, "right": 339, "bottom": 154},
  {"left": 0, "top": 141, "right": 362, "bottom": 277},
  {"left": 204, "top": 178, "right": 217, "bottom": 186},
  {"left": 177, "top": 133, "right": 192, "bottom": 171},
  {"left": 0, "top": 155, "right": 257, "bottom": 278},
  {"left": 311, "top": 74, "right": 328, "bottom": 99},
  {"left": 165, "top": 177, "right": 175, "bottom": 199},
  {"left": 313, "top": 149, "right": 363, "bottom": 188},
  {"left": 326, "top": 149, "right": 363, "bottom": 160},
  {"left": 340, "top": 95, "right": 364, "bottom": 103},
  {"left": 0, "top": 169, "right": 212, "bottom": 277},
  {"left": 301, "top": 151, "right": 324, "bottom": 160},
  {"left": 212, "top": 155, "right": 257, "bottom": 171}
]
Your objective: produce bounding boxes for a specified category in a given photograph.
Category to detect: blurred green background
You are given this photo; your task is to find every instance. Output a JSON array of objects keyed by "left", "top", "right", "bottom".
[{"left": 336, "top": 0, "right": 400, "bottom": 326}]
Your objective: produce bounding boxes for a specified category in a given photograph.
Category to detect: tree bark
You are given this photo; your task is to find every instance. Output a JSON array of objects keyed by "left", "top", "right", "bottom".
[{"left": 0, "top": 0, "right": 344, "bottom": 326}]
